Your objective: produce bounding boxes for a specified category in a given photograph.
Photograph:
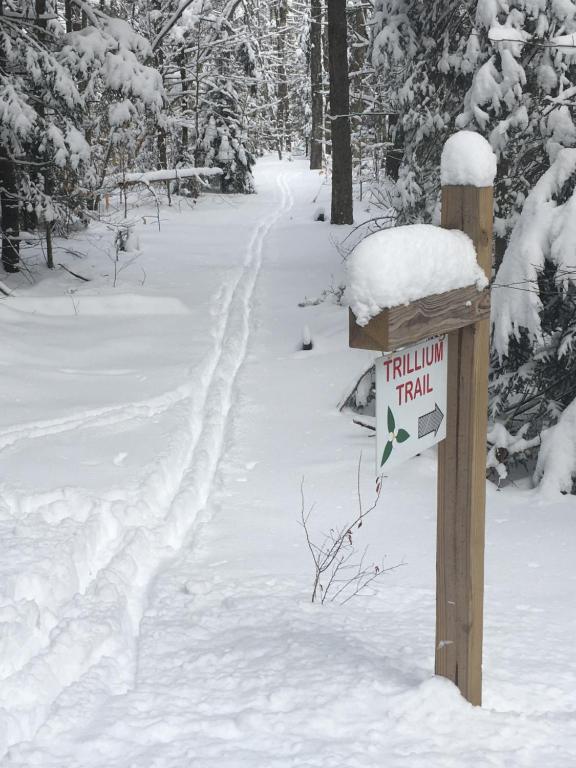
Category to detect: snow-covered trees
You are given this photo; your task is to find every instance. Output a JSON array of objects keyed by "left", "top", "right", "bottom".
[
  {"left": 369, "top": 1, "right": 479, "bottom": 221},
  {"left": 473, "top": 3, "right": 576, "bottom": 489},
  {"left": 370, "top": 1, "right": 576, "bottom": 227},
  {"left": 62, "top": 14, "right": 164, "bottom": 201},
  {"left": 490, "top": 148, "right": 576, "bottom": 488},
  {"left": 186, "top": 3, "right": 256, "bottom": 193},
  {"left": 367, "top": 0, "right": 576, "bottom": 490},
  {"left": 2, "top": 0, "right": 315, "bottom": 272},
  {"left": 0, "top": 0, "right": 163, "bottom": 271},
  {"left": 0, "top": 0, "right": 88, "bottom": 270}
]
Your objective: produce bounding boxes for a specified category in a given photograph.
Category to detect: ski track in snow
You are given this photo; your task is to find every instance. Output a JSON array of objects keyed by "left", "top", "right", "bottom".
[
  {"left": 0, "top": 170, "right": 294, "bottom": 757},
  {"left": 0, "top": 386, "right": 192, "bottom": 453}
]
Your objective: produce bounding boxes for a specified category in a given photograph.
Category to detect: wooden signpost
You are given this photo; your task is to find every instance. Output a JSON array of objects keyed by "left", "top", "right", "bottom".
[{"left": 349, "top": 181, "right": 493, "bottom": 706}]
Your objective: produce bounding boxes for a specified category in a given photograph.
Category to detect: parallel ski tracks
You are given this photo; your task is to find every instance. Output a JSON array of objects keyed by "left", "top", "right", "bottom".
[{"left": 0, "top": 172, "right": 294, "bottom": 757}]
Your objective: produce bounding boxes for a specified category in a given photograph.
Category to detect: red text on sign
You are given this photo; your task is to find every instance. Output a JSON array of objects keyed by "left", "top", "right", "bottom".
[
  {"left": 382, "top": 339, "right": 444, "bottom": 383},
  {"left": 396, "top": 373, "right": 433, "bottom": 405}
]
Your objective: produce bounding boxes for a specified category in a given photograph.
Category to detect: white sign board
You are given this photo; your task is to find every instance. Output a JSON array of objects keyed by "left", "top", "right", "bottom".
[{"left": 376, "top": 336, "right": 447, "bottom": 473}]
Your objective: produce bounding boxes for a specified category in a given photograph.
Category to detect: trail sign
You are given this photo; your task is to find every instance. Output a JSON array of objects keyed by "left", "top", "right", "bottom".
[
  {"left": 375, "top": 336, "right": 447, "bottom": 473},
  {"left": 349, "top": 138, "right": 495, "bottom": 706}
]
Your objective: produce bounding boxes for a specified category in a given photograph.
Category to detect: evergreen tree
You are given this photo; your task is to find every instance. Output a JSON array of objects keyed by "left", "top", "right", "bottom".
[
  {"left": 0, "top": 0, "right": 90, "bottom": 272},
  {"left": 370, "top": 0, "right": 478, "bottom": 222},
  {"left": 368, "top": 0, "right": 576, "bottom": 489}
]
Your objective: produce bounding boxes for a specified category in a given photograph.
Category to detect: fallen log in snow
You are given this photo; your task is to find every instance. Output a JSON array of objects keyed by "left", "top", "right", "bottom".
[{"left": 108, "top": 167, "right": 223, "bottom": 189}]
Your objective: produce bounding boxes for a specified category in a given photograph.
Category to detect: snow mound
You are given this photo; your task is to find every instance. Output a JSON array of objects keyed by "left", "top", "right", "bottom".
[
  {"left": 0, "top": 294, "right": 190, "bottom": 317},
  {"left": 441, "top": 131, "right": 497, "bottom": 188},
  {"left": 347, "top": 224, "right": 488, "bottom": 326},
  {"left": 535, "top": 399, "right": 576, "bottom": 495}
]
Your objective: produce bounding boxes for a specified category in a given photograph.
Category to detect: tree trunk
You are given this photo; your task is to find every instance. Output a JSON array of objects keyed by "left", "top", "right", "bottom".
[
  {"left": 327, "top": 0, "right": 353, "bottom": 224},
  {"left": 276, "top": 0, "right": 290, "bottom": 154},
  {"left": 179, "top": 53, "right": 189, "bottom": 161},
  {"left": 64, "top": 0, "right": 81, "bottom": 32},
  {"left": 322, "top": 8, "right": 330, "bottom": 156},
  {"left": 309, "top": 0, "right": 323, "bottom": 170},
  {"left": 0, "top": 0, "right": 19, "bottom": 272},
  {"left": 36, "top": 0, "right": 54, "bottom": 268},
  {"left": 157, "top": 127, "right": 172, "bottom": 205},
  {"left": 0, "top": 150, "right": 20, "bottom": 273},
  {"left": 348, "top": 4, "right": 367, "bottom": 115}
]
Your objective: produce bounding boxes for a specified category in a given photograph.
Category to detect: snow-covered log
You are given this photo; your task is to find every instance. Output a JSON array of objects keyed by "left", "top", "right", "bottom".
[{"left": 109, "top": 167, "right": 223, "bottom": 189}]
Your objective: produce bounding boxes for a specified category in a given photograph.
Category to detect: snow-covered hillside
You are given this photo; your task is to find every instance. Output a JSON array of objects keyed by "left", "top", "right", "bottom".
[{"left": 0, "top": 159, "right": 575, "bottom": 767}]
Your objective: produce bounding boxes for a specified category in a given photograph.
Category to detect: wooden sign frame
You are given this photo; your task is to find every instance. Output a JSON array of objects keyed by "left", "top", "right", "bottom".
[{"left": 349, "top": 184, "right": 493, "bottom": 706}]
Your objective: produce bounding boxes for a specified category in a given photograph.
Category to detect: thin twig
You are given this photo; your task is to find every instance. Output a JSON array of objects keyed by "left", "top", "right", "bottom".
[{"left": 58, "top": 263, "right": 90, "bottom": 282}]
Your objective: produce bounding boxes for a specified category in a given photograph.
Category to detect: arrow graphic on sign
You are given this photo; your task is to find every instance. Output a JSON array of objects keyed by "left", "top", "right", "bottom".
[{"left": 418, "top": 403, "right": 445, "bottom": 439}]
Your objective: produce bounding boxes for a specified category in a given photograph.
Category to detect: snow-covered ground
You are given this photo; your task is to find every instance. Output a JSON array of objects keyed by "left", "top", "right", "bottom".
[{"left": 0, "top": 158, "right": 575, "bottom": 767}]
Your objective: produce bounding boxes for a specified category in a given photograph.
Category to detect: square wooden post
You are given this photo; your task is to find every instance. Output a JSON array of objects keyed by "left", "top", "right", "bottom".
[{"left": 435, "top": 185, "right": 493, "bottom": 705}]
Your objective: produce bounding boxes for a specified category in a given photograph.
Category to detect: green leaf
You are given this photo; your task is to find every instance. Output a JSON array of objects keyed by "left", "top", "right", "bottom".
[
  {"left": 381, "top": 440, "right": 393, "bottom": 467},
  {"left": 387, "top": 407, "right": 395, "bottom": 433},
  {"left": 396, "top": 429, "right": 410, "bottom": 444}
]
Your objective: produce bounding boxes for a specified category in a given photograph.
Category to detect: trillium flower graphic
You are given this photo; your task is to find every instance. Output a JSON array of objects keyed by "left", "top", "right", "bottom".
[{"left": 381, "top": 407, "right": 410, "bottom": 467}]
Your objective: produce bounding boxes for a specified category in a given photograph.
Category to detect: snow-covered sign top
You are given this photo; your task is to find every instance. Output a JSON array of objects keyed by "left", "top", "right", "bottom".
[
  {"left": 347, "top": 224, "right": 488, "bottom": 326},
  {"left": 441, "top": 131, "right": 497, "bottom": 188}
]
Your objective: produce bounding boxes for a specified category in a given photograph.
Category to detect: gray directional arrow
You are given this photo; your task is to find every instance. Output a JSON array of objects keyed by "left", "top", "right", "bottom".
[{"left": 418, "top": 403, "right": 444, "bottom": 439}]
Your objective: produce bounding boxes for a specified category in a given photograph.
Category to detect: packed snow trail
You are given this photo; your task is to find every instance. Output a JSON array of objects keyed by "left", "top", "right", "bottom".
[
  {"left": 2, "top": 159, "right": 576, "bottom": 767},
  {"left": 0, "top": 164, "right": 294, "bottom": 756}
]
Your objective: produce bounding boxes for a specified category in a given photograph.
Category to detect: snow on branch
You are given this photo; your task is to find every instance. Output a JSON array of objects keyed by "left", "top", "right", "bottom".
[
  {"left": 152, "top": 0, "right": 202, "bottom": 51},
  {"left": 488, "top": 26, "right": 576, "bottom": 54},
  {"left": 492, "top": 148, "right": 576, "bottom": 357},
  {"left": 68, "top": 0, "right": 101, "bottom": 28}
]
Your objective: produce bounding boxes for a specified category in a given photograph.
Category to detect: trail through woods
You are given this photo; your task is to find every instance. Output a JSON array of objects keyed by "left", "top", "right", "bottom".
[{"left": 0, "top": 160, "right": 575, "bottom": 767}]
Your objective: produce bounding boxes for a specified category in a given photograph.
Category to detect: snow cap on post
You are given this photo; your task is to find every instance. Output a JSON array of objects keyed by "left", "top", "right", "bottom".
[
  {"left": 346, "top": 224, "right": 487, "bottom": 326},
  {"left": 441, "top": 131, "right": 497, "bottom": 188}
]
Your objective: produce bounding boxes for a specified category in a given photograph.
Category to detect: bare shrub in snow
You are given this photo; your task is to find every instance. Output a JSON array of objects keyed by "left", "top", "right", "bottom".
[
  {"left": 300, "top": 457, "right": 400, "bottom": 604},
  {"left": 298, "top": 280, "right": 346, "bottom": 308}
]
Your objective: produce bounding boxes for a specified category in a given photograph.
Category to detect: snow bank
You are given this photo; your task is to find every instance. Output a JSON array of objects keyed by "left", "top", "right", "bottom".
[
  {"left": 441, "top": 131, "right": 497, "bottom": 187},
  {"left": 535, "top": 401, "right": 576, "bottom": 494},
  {"left": 347, "top": 224, "right": 488, "bottom": 326}
]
